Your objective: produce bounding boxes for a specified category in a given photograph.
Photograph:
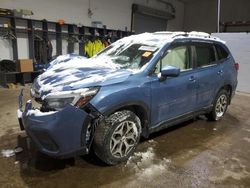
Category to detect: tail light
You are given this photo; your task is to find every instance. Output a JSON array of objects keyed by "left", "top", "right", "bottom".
[{"left": 234, "top": 63, "right": 239, "bottom": 71}]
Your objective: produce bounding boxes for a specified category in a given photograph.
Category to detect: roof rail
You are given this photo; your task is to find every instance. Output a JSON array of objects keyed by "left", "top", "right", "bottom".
[
  {"left": 153, "top": 31, "right": 222, "bottom": 43},
  {"left": 172, "top": 31, "right": 211, "bottom": 39},
  {"left": 154, "top": 31, "right": 176, "bottom": 35}
]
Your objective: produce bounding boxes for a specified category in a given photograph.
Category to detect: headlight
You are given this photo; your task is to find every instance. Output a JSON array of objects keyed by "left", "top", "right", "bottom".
[
  {"left": 74, "top": 87, "right": 100, "bottom": 108},
  {"left": 30, "top": 80, "right": 41, "bottom": 99},
  {"left": 44, "top": 87, "right": 99, "bottom": 110},
  {"left": 45, "top": 97, "right": 75, "bottom": 110}
]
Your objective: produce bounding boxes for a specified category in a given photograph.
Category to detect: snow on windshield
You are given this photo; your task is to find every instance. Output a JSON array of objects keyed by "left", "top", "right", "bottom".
[
  {"left": 93, "top": 33, "right": 171, "bottom": 70},
  {"left": 96, "top": 32, "right": 170, "bottom": 57}
]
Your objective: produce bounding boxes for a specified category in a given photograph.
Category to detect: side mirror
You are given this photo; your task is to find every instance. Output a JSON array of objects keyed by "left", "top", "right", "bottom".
[{"left": 158, "top": 65, "right": 180, "bottom": 81}]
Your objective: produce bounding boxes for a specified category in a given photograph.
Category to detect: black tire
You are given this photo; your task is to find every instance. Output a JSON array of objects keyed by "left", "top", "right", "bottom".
[
  {"left": 93, "top": 110, "right": 141, "bottom": 165},
  {"left": 206, "top": 89, "right": 229, "bottom": 121}
]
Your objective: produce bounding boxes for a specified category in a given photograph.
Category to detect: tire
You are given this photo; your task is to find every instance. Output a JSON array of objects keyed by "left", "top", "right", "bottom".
[
  {"left": 93, "top": 110, "right": 141, "bottom": 165},
  {"left": 206, "top": 89, "right": 229, "bottom": 121}
]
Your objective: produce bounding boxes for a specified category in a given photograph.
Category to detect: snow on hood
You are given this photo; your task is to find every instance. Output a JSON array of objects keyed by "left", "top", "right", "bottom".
[
  {"left": 46, "top": 53, "right": 87, "bottom": 70},
  {"left": 34, "top": 54, "right": 132, "bottom": 99}
]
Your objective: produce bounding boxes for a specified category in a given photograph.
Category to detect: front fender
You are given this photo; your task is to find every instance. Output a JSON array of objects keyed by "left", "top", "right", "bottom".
[{"left": 90, "top": 85, "right": 151, "bottom": 116}]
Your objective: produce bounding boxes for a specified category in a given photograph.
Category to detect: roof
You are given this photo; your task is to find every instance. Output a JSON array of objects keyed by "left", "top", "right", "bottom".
[
  {"left": 153, "top": 31, "right": 225, "bottom": 43},
  {"left": 118, "top": 31, "right": 225, "bottom": 48}
]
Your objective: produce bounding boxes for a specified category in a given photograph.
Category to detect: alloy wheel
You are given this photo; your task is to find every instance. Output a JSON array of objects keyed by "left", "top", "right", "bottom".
[
  {"left": 110, "top": 121, "right": 138, "bottom": 158},
  {"left": 215, "top": 94, "right": 228, "bottom": 118}
]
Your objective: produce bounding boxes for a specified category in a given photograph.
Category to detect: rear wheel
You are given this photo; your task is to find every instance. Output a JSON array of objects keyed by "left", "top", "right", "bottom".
[
  {"left": 206, "top": 89, "right": 229, "bottom": 121},
  {"left": 93, "top": 110, "right": 141, "bottom": 165}
]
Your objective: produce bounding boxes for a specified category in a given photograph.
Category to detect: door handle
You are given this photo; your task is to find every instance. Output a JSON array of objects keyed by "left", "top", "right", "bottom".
[
  {"left": 217, "top": 70, "right": 223, "bottom": 75},
  {"left": 189, "top": 76, "right": 196, "bottom": 82}
]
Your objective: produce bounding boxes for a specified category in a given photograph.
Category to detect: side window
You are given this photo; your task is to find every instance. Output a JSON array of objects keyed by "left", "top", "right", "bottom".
[
  {"left": 155, "top": 45, "right": 190, "bottom": 73},
  {"left": 195, "top": 44, "right": 216, "bottom": 67},
  {"left": 215, "top": 44, "right": 229, "bottom": 60}
]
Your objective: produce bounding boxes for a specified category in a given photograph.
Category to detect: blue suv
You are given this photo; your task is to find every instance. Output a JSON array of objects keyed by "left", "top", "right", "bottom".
[{"left": 17, "top": 32, "right": 238, "bottom": 165}]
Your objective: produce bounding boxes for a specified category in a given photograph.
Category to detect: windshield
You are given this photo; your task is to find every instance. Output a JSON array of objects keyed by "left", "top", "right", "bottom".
[{"left": 93, "top": 40, "right": 159, "bottom": 71}]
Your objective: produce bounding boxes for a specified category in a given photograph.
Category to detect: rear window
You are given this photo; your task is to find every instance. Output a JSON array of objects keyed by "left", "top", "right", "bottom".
[
  {"left": 195, "top": 44, "right": 216, "bottom": 67},
  {"left": 215, "top": 44, "right": 229, "bottom": 60}
]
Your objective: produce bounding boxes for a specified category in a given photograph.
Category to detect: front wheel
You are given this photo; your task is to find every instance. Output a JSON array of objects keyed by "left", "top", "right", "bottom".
[
  {"left": 206, "top": 89, "right": 229, "bottom": 121},
  {"left": 93, "top": 110, "right": 141, "bottom": 165}
]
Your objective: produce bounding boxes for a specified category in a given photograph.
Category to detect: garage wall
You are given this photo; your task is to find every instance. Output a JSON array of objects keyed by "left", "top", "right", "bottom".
[
  {"left": 183, "top": 0, "right": 217, "bottom": 33},
  {"left": 184, "top": 0, "right": 250, "bottom": 33},
  {"left": 212, "top": 33, "right": 250, "bottom": 93},
  {"left": 0, "top": 0, "right": 184, "bottom": 60},
  {"left": 0, "top": 0, "right": 184, "bottom": 31}
]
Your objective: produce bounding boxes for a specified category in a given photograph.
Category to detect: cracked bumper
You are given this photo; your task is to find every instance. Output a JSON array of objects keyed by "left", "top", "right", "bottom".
[{"left": 17, "top": 101, "right": 91, "bottom": 158}]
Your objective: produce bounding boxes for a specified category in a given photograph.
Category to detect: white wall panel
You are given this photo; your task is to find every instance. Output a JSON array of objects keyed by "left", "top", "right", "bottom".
[
  {"left": 62, "top": 39, "right": 68, "bottom": 55},
  {"left": 212, "top": 33, "right": 250, "bottom": 93},
  {"left": 0, "top": 0, "right": 183, "bottom": 31},
  {"left": 17, "top": 37, "right": 29, "bottom": 59},
  {"left": 50, "top": 39, "right": 57, "bottom": 57},
  {"left": 0, "top": 39, "right": 12, "bottom": 60}
]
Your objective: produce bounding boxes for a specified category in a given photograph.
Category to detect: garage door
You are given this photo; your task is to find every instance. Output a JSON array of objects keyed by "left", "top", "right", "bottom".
[
  {"left": 212, "top": 33, "right": 250, "bottom": 93},
  {"left": 134, "top": 13, "right": 167, "bottom": 34},
  {"left": 131, "top": 4, "right": 174, "bottom": 34}
]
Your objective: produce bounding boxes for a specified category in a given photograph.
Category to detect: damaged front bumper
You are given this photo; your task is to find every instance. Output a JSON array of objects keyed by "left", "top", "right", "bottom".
[{"left": 17, "top": 93, "right": 102, "bottom": 158}]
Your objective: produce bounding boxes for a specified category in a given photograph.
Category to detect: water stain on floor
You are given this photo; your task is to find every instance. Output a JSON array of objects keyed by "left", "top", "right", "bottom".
[{"left": 0, "top": 88, "right": 250, "bottom": 187}]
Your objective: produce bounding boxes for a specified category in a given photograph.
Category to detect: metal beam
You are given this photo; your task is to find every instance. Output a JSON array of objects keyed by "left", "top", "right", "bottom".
[{"left": 217, "top": 0, "right": 221, "bottom": 32}]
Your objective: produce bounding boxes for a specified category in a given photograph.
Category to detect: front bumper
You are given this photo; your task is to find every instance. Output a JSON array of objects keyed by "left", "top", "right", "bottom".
[{"left": 17, "top": 100, "right": 93, "bottom": 158}]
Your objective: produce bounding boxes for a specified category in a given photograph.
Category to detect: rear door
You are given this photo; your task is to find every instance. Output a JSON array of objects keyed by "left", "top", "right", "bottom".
[
  {"left": 150, "top": 43, "right": 197, "bottom": 126},
  {"left": 192, "top": 42, "right": 224, "bottom": 109}
]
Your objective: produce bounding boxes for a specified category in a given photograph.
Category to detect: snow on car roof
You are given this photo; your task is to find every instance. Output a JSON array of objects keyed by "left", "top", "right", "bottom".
[
  {"left": 153, "top": 31, "right": 225, "bottom": 43},
  {"left": 117, "top": 31, "right": 225, "bottom": 47},
  {"left": 111, "top": 32, "right": 172, "bottom": 48}
]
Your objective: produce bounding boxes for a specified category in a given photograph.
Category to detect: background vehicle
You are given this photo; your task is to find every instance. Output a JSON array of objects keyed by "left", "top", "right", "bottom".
[{"left": 17, "top": 32, "right": 238, "bottom": 165}]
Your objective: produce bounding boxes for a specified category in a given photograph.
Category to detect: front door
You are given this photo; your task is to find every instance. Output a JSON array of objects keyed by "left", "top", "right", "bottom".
[{"left": 150, "top": 44, "right": 197, "bottom": 126}]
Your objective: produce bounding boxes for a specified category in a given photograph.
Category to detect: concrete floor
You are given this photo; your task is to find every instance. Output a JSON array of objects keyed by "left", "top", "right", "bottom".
[{"left": 0, "top": 86, "right": 250, "bottom": 188}]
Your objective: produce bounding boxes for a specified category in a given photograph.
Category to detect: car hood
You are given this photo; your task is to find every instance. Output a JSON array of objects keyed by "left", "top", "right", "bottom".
[{"left": 33, "top": 55, "right": 134, "bottom": 99}]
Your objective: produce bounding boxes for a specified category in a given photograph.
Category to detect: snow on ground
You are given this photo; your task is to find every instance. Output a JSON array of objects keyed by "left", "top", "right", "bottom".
[{"left": 126, "top": 146, "right": 171, "bottom": 178}]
